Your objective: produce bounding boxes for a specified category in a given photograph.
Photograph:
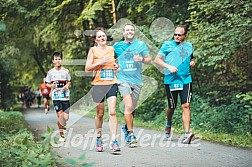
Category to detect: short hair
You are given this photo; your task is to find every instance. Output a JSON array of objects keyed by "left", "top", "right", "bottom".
[
  {"left": 52, "top": 52, "right": 62, "bottom": 60},
  {"left": 176, "top": 25, "right": 188, "bottom": 35},
  {"left": 123, "top": 23, "right": 136, "bottom": 31}
]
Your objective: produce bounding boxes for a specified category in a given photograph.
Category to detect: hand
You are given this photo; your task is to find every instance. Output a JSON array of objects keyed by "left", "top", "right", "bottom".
[
  {"left": 50, "top": 83, "right": 56, "bottom": 89},
  {"left": 62, "top": 85, "right": 69, "bottom": 91},
  {"left": 133, "top": 53, "right": 143, "bottom": 62},
  {"left": 114, "top": 62, "right": 120, "bottom": 72},
  {"left": 190, "top": 60, "right": 195, "bottom": 67},
  {"left": 99, "top": 57, "right": 110, "bottom": 65},
  {"left": 167, "top": 65, "right": 178, "bottom": 73}
]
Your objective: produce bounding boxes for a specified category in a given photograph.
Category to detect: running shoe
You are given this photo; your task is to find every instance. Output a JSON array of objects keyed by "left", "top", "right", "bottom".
[
  {"left": 45, "top": 108, "right": 48, "bottom": 114},
  {"left": 59, "top": 136, "right": 65, "bottom": 142},
  {"left": 126, "top": 132, "right": 137, "bottom": 147},
  {"left": 109, "top": 140, "right": 120, "bottom": 152},
  {"left": 96, "top": 137, "right": 104, "bottom": 152},
  {"left": 164, "top": 126, "right": 171, "bottom": 138},
  {"left": 121, "top": 124, "right": 128, "bottom": 142},
  {"left": 181, "top": 133, "right": 195, "bottom": 144}
]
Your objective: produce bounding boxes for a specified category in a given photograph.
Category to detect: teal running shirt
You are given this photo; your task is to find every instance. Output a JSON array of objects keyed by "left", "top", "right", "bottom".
[
  {"left": 113, "top": 40, "right": 149, "bottom": 85},
  {"left": 158, "top": 40, "right": 194, "bottom": 84}
]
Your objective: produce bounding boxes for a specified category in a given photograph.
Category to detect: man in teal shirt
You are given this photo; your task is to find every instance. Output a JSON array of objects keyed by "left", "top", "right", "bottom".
[
  {"left": 154, "top": 25, "right": 196, "bottom": 144},
  {"left": 113, "top": 23, "right": 151, "bottom": 147}
]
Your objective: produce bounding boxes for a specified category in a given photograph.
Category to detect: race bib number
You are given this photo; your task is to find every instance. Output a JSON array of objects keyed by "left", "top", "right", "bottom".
[
  {"left": 53, "top": 89, "right": 66, "bottom": 99},
  {"left": 124, "top": 61, "right": 137, "bottom": 71},
  {"left": 43, "top": 89, "right": 48, "bottom": 94},
  {"left": 170, "top": 84, "right": 183, "bottom": 91},
  {"left": 100, "top": 69, "right": 114, "bottom": 80}
]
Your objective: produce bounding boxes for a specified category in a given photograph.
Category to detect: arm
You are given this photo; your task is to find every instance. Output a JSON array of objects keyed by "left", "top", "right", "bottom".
[
  {"left": 85, "top": 48, "right": 109, "bottom": 72},
  {"left": 62, "top": 81, "right": 71, "bottom": 91},
  {"left": 154, "top": 54, "right": 178, "bottom": 73}
]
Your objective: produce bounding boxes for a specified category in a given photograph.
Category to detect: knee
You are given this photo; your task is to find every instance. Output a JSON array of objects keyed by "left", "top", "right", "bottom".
[
  {"left": 109, "top": 111, "right": 116, "bottom": 117},
  {"left": 182, "top": 103, "right": 190, "bottom": 110},
  {"left": 96, "top": 112, "right": 104, "bottom": 119}
]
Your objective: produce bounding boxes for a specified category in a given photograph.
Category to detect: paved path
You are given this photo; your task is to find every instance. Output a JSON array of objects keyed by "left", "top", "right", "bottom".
[{"left": 23, "top": 107, "right": 252, "bottom": 167}]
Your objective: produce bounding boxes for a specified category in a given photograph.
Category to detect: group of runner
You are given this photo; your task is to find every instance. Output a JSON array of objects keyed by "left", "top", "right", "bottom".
[{"left": 40, "top": 23, "right": 196, "bottom": 153}]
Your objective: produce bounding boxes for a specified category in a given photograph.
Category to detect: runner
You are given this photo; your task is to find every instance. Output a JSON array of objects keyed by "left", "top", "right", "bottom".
[
  {"left": 85, "top": 27, "right": 120, "bottom": 152},
  {"left": 40, "top": 78, "right": 51, "bottom": 114},
  {"left": 113, "top": 23, "right": 151, "bottom": 147},
  {"left": 154, "top": 25, "right": 196, "bottom": 144},
  {"left": 35, "top": 88, "right": 41, "bottom": 108},
  {"left": 45, "top": 52, "right": 71, "bottom": 142}
]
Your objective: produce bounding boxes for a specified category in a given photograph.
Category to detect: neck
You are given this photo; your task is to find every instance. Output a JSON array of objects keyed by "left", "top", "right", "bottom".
[
  {"left": 124, "top": 38, "right": 134, "bottom": 44},
  {"left": 55, "top": 66, "right": 61, "bottom": 70},
  {"left": 97, "top": 44, "right": 106, "bottom": 50}
]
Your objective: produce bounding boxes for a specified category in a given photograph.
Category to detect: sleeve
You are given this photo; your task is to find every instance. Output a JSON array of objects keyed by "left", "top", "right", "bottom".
[
  {"left": 158, "top": 42, "right": 169, "bottom": 57},
  {"left": 141, "top": 42, "right": 149, "bottom": 56},
  {"left": 45, "top": 73, "right": 51, "bottom": 83},
  {"left": 113, "top": 42, "right": 119, "bottom": 58}
]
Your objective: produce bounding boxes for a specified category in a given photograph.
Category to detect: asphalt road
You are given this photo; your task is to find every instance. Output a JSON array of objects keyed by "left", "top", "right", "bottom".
[{"left": 23, "top": 107, "right": 252, "bottom": 167}]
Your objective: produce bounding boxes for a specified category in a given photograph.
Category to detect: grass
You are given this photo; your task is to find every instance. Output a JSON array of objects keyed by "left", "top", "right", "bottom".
[{"left": 82, "top": 103, "right": 252, "bottom": 149}]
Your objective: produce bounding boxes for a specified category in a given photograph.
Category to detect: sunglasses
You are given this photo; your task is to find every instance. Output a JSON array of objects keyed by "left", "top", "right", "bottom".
[{"left": 174, "top": 33, "right": 184, "bottom": 37}]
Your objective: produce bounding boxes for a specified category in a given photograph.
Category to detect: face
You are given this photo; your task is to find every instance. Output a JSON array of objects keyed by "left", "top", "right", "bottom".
[
  {"left": 174, "top": 27, "right": 186, "bottom": 43},
  {"left": 52, "top": 56, "right": 62, "bottom": 68},
  {"left": 123, "top": 25, "right": 135, "bottom": 41},
  {"left": 95, "top": 30, "right": 107, "bottom": 46}
]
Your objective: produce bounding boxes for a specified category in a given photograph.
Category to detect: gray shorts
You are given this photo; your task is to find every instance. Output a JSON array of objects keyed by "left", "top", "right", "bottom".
[{"left": 118, "top": 81, "right": 142, "bottom": 100}]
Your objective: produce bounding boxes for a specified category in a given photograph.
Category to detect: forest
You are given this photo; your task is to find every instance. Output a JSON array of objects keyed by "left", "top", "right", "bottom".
[{"left": 0, "top": 0, "right": 251, "bottom": 144}]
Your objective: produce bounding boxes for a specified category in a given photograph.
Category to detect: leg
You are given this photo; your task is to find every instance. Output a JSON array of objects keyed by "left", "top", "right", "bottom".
[
  {"left": 182, "top": 103, "right": 190, "bottom": 132},
  {"left": 165, "top": 84, "right": 178, "bottom": 126},
  {"left": 95, "top": 102, "right": 104, "bottom": 137},
  {"left": 107, "top": 96, "right": 118, "bottom": 140},
  {"left": 56, "top": 110, "right": 65, "bottom": 137},
  {"left": 123, "top": 94, "right": 134, "bottom": 131},
  {"left": 179, "top": 83, "right": 193, "bottom": 133}
]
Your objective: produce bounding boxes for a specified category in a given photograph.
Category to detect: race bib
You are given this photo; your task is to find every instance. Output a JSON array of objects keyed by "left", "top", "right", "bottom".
[
  {"left": 124, "top": 61, "right": 137, "bottom": 71},
  {"left": 100, "top": 69, "right": 114, "bottom": 80},
  {"left": 53, "top": 89, "right": 66, "bottom": 99},
  {"left": 43, "top": 89, "right": 48, "bottom": 94},
  {"left": 170, "top": 84, "right": 183, "bottom": 91}
]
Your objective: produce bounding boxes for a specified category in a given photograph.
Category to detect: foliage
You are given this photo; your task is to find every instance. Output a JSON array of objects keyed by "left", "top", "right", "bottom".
[
  {"left": 0, "top": 111, "right": 57, "bottom": 166},
  {"left": 0, "top": 46, "right": 20, "bottom": 110},
  {"left": 63, "top": 154, "right": 94, "bottom": 167}
]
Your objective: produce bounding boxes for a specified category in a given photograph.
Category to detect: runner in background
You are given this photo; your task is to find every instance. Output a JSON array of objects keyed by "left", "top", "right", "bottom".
[
  {"left": 40, "top": 78, "right": 51, "bottom": 113},
  {"left": 45, "top": 52, "right": 71, "bottom": 142},
  {"left": 35, "top": 88, "right": 41, "bottom": 108}
]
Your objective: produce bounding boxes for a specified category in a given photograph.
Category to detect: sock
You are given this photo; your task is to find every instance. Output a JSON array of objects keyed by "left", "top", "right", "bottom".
[
  {"left": 166, "top": 121, "right": 172, "bottom": 127},
  {"left": 184, "top": 131, "right": 189, "bottom": 135},
  {"left": 128, "top": 130, "right": 134, "bottom": 135}
]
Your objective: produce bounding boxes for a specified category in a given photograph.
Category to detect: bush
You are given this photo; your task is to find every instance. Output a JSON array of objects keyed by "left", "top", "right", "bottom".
[{"left": 0, "top": 112, "right": 56, "bottom": 166}]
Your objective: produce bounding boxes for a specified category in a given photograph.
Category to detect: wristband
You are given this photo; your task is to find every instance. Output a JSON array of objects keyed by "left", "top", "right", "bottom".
[{"left": 142, "top": 57, "right": 144, "bottom": 62}]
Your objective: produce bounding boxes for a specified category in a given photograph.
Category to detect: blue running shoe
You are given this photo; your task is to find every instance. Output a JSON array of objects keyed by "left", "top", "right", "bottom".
[
  {"left": 110, "top": 140, "right": 120, "bottom": 152},
  {"left": 121, "top": 124, "right": 128, "bottom": 142},
  {"left": 96, "top": 137, "right": 103, "bottom": 152},
  {"left": 126, "top": 132, "right": 137, "bottom": 147}
]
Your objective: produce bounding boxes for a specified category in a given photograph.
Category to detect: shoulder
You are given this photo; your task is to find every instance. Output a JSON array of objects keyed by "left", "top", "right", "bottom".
[
  {"left": 61, "top": 67, "right": 69, "bottom": 73},
  {"left": 163, "top": 40, "right": 174, "bottom": 46},
  {"left": 47, "top": 68, "right": 55, "bottom": 74},
  {"left": 113, "top": 41, "right": 124, "bottom": 47},
  {"left": 107, "top": 46, "right": 114, "bottom": 51},
  {"left": 184, "top": 41, "right": 193, "bottom": 47}
]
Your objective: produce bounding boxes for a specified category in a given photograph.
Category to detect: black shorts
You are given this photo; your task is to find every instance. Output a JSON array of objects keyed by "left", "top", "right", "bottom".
[
  {"left": 91, "top": 84, "right": 118, "bottom": 103},
  {"left": 43, "top": 94, "right": 50, "bottom": 100},
  {"left": 165, "top": 83, "right": 192, "bottom": 109},
  {"left": 53, "top": 100, "right": 70, "bottom": 113}
]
